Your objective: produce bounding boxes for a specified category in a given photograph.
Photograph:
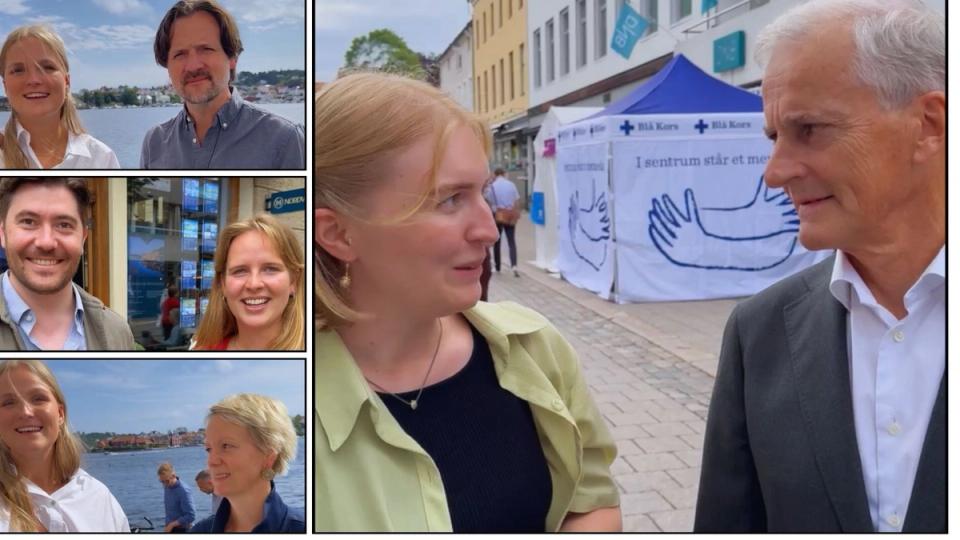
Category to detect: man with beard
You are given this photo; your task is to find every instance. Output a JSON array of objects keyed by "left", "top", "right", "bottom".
[
  {"left": 140, "top": 0, "right": 305, "bottom": 169},
  {"left": 0, "top": 179, "right": 135, "bottom": 350}
]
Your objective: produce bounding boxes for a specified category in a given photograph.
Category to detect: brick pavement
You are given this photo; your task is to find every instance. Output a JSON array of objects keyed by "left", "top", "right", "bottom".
[{"left": 486, "top": 216, "right": 742, "bottom": 532}]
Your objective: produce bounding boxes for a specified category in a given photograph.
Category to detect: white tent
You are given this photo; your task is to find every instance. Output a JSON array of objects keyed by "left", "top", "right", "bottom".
[
  {"left": 555, "top": 55, "right": 826, "bottom": 302},
  {"left": 530, "top": 106, "right": 601, "bottom": 273}
]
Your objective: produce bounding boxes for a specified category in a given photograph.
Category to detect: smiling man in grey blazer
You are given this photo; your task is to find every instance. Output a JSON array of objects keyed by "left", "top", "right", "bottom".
[{"left": 694, "top": 0, "right": 945, "bottom": 533}]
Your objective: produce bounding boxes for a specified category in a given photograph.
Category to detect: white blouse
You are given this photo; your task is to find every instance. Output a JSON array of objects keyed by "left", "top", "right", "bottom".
[
  {"left": 0, "top": 121, "right": 121, "bottom": 169},
  {"left": 0, "top": 468, "right": 129, "bottom": 532}
]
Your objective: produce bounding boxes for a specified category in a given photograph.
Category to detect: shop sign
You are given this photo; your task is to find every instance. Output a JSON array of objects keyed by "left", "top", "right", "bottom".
[
  {"left": 266, "top": 189, "right": 306, "bottom": 214},
  {"left": 714, "top": 31, "right": 746, "bottom": 72}
]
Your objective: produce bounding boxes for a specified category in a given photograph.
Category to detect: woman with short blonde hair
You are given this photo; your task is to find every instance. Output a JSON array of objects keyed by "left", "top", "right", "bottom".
[
  {"left": 193, "top": 213, "right": 305, "bottom": 350},
  {"left": 0, "top": 360, "right": 127, "bottom": 532},
  {"left": 191, "top": 393, "right": 303, "bottom": 532},
  {"left": 0, "top": 26, "right": 119, "bottom": 169}
]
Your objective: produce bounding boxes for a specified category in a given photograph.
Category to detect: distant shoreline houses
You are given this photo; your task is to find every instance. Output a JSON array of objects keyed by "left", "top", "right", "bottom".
[
  {"left": 81, "top": 415, "right": 306, "bottom": 453},
  {"left": 0, "top": 69, "right": 306, "bottom": 111}
]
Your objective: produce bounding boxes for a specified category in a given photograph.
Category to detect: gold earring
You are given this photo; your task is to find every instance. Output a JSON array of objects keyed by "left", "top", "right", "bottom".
[
  {"left": 339, "top": 263, "right": 351, "bottom": 289},
  {"left": 261, "top": 468, "right": 276, "bottom": 480}
]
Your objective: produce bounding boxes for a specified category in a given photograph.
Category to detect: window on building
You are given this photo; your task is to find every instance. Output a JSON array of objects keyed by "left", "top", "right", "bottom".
[
  {"left": 491, "top": 5, "right": 496, "bottom": 36},
  {"left": 509, "top": 51, "right": 515, "bottom": 99},
  {"left": 509, "top": 0, "right": 513, "bottom": 18},
  {"left": 476, "top": 76, "right": 482, "bottom": 111},
  {"left": 458, "top": 53, "right": 462, "bottom": 69},
  {"left": 576, "top": 0, "right": 587, "bottom": 68},
  {"left": 637, "top": 0, "right": 659, "bottom": 35},
  {"left": 499, "top": 0, "right": 504, "bottom": 27},
  {"left": 533, "top": 30, "right": 542, "bottom": 88},
  {"left": 484, "top": 70, "right": 489, "bottom": 112},
  {"left": 498, "top": 58, "right": 504, "bottom": 105},
  {"left": 671, "top": 0, "right": 692, "bottom": 23},
  {"left": 560, "top": 8, "right": 570, "bottom": 76},
  {"left": 474, "top": 19, "right": 480, "bottom": 48},
  {"left": 492, "top": 64, "right": 497, "bottom": 109},
  {"left": 519, "top": 43, "right": 526, "bottom": 95},
  {"left": 595, "top": 0, "right": 607, "bottom": 59},
  {"left": 483, "top": 11, "right": 487, "bottom": 42},
  {"left": 546, "top": 18, "right": 555, "bottom": 82},
  {"left": 519, "top": 0, "right": 523, "bottom": 9}
]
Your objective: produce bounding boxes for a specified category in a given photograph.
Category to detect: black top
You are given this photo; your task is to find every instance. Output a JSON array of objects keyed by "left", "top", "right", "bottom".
[{"left": 380, "top": 323, "right": 553, "bottom": 532}]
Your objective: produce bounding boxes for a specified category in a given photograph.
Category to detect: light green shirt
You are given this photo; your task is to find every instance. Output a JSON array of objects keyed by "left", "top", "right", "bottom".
[{"left": 316, "top": 301, "right": 620, "bottom": 532}]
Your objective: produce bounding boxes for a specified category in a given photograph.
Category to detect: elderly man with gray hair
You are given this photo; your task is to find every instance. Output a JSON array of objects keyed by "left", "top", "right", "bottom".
[{"left": 694, "top": 0, "right": 944, "bottom": 533}]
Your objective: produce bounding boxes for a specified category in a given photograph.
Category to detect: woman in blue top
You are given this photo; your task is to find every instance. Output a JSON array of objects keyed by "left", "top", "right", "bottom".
[{"left": 190, "top": 394, "right": 304, "bottom": 533}]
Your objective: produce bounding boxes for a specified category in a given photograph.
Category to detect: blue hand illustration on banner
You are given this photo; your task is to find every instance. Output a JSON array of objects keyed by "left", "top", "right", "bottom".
[
  {"left": 648, "top": 176, "right": 799, "bottom": 271},
  {"left": 568, "top": 178, "right": 611, "bottom": 271}
]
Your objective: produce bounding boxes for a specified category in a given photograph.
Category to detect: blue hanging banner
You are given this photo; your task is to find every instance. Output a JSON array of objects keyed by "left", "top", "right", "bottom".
[
  {"left": 530, "top": 192, "right": 546, "bottom": 225},
  {"left": 611, "top": 3, "right": 649, "bottom": 60},
  {"left": 702, "top": 0, "right": 718, "bottom": 13}
]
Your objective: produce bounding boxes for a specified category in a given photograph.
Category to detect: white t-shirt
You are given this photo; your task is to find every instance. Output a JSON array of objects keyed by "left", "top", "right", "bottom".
[
  {"left": 0, "top": 121, "right": 120, "bottom": 169},
  {"left": 0, "top": 468, "right": 129, "bottom": 532}
]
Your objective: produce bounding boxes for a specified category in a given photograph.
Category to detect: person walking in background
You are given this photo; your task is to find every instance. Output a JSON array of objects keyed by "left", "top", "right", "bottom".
[
  {"left": 0, "top": 178, "right": 135, "bottom": 350},
  {"left": 484, "top": 168, "right": 521, "bottom": 277},
  {"left": 160, "top": 286, "right": 180, "bottom": 340},
  {"left": 695, "top": 0, "right": 945, "bottom": 532},
  {"left": 190, "top": 393, "right": 304, "bottom": 532},
  {"left": 0, "top": 26, "right": 119, "bottom": 169},
  {"left": 0, "top": 360, "right": 128, "bottom": 532},
  {"left": 191, "top": 213, "right": 305, "bottom": 350},
  {"left": 194, "top": 470, "right": 222, "bottom": 516},
  {"left": 158, "top": 462, "right": 196, "bottom": 533},
  {"left": 140, "top": 0, "right": 304, "bottom": 169}
]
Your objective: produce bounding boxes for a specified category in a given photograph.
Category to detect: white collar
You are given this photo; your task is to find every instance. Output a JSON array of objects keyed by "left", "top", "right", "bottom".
[
  {"left": 15, "top": 121, "right": 91, "bottom": 163},
  {"left": 829, "top": 246, "right": 945, "bottom": 311}
]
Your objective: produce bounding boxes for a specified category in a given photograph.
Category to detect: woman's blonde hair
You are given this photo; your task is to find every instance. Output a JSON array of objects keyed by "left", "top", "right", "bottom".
[
  {"left": 0, "top": 26, "right": 86, "bottom": 169},
  {"left": 0, "top": 360, "right": 82, "bottom": 532},
  {"left": 193, "top": 213, "right": 305, "bottom": 350},
  {"left": 207, "top": 394, "right": 298, "bottom": 476},
  {"left": 314, "top": 72, "right": 492, "bottom": 330}
]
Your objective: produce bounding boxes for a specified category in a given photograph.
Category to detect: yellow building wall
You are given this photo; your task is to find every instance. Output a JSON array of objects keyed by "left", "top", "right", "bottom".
[{"left": 472, "top": 0, "right": 528, "bottom": 126}]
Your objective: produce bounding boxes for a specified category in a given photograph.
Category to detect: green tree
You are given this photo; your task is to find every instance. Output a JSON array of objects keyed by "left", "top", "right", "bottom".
[{"left": 343, "top": 29, "right": 423, "bottom": 76}]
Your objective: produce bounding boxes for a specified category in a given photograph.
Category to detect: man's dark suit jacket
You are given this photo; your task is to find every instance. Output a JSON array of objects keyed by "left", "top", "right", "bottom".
[{"left": 694, "top": 257, "right": 945, "bottom": 532}]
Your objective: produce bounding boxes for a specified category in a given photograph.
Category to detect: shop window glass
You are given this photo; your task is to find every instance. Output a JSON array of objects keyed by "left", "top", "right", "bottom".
[{"left": 127, "top": 178, "right": 226, "bottom": 351}]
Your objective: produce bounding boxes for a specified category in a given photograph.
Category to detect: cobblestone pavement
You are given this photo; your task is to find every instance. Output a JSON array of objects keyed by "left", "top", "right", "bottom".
[{"left": 487, "top": 217, "right": 741, "bottom": 532}]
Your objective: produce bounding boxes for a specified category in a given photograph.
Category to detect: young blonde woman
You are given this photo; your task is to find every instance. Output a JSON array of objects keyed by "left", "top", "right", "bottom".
[
  {"left": 0, "top": 360, "right": 128, "bottom": 531},
  {"left": 192, "top": 213, "right": 305, "bottom": 350},
  {"left": 315, "top": 72, "right": 622, "bottom": 532},
  {"left": 0, "top": 26, "right": 119, "bottom": 169},
  {"left": 191, "top": 393, "right": 304, "bottom": 532}
]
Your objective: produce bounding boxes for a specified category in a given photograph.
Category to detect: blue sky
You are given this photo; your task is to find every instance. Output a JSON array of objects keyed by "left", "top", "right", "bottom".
[
  {"left": 44, "top": 360, "right": 305, "bottom": 434},
  {"left": 315, "top": 0, "right": 470, "bottom": 82},
  {"left": 0, "top": 0, "right": 305, "bottom": 93}
]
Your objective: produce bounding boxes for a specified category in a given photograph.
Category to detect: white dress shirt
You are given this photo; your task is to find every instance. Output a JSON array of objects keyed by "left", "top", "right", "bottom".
[
  {"left": 829, "top": 247, "right": 945, "bottom": 532},
  {"left": 0, "top": 468, "right": 129, "bottom": 532},
  {"left": 0, "top": 121, "right": 120, "bottom": 169}
]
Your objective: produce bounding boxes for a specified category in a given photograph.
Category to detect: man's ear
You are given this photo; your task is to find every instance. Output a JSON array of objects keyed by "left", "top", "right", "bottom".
[
  {"left": 315, "top": 208, "right": 356, "bottom": 262},
  {"left": 912, "top": 90, "right": 946, "bottom": 164},
  {"left": 0, "top": 223, "right": 6, "bottom": 250}
]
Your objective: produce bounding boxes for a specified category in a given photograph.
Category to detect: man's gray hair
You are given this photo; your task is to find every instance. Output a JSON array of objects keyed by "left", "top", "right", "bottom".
[{"left": 755, "top": 0, "right": 943, "bottom": 109}]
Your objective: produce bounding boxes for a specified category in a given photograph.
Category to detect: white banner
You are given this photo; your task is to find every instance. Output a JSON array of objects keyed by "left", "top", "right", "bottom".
[
  {"left": 611, "top": 136, "right": 825, "bottom": 301},
  {"left": 556, "top": 142, "right": 615, "bottom": 297}
]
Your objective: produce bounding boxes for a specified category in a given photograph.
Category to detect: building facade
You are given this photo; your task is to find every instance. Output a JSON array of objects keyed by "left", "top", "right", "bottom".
[{"left": 439, "top": 23, "right": 475, "bottom": 111}]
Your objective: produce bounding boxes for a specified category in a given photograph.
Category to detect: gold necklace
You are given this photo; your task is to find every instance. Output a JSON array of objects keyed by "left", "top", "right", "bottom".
[{"left": 365, "top": 319, "right": 444, "bottom": 411}]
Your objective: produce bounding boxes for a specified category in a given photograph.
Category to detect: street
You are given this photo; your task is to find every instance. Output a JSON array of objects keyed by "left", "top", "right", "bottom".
[{"left": 488, "top": 215, "right": 740, "bottom": 532}]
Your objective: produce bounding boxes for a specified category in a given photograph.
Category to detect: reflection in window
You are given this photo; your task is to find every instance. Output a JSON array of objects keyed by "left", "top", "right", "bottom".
[{"left": 127, "top": 178, "right": 225, "bottom": 351}]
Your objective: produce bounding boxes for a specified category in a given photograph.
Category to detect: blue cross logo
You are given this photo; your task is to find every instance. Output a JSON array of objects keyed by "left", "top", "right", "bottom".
[
  {"left": 619, "top": 120, "right": 634, "bottom": 136},
  {"left": 694, "top": 119, "right": 709, "bottom": 134}
]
